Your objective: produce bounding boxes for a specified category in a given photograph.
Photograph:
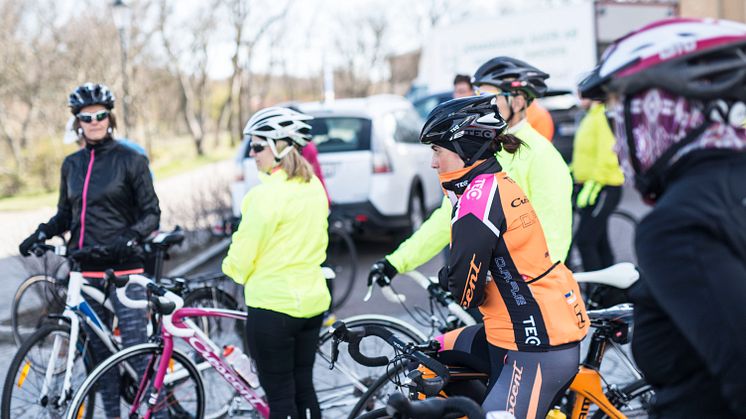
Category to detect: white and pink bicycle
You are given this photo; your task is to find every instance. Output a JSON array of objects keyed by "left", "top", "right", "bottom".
[{"left": 64, "top": 273, "right": 269, "bottom": 419}]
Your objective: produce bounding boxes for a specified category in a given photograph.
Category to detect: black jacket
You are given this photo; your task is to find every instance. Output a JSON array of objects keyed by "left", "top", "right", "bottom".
[
  {"left": 44, "top": 138, "right": 160, "bottom": 265},
  {"left": 631, "top": 151, "right": 746, "bottom": 418}
]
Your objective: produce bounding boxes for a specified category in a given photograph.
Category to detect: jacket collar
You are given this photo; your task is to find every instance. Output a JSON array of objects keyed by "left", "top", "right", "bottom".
[
  {"left": 440, "top": 158, "right": 501, "bottom": 197},
  {"left": 258, "top": 167, "right": 288, "bottom": 184},
  {"left": 85, "top": 136, "right": 116, "bottom": 153}
]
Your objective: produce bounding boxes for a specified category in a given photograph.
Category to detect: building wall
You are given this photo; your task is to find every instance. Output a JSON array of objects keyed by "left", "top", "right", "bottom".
[{"left": 680, "top": 0, "right": 746, "bottom": 21}]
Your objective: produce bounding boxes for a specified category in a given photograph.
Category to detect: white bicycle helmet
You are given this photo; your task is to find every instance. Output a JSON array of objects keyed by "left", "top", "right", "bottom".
[{"left": 243, "top": 107, "right": 314, "bottom": 161}]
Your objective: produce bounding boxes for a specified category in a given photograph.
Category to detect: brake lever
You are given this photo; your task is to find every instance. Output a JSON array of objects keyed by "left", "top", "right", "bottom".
[
  {"left": 329, "top": 336, "right": 340, "bottom": 370},
  {"left": 363, "top": 271, "right": 391, "bottom": 302}
]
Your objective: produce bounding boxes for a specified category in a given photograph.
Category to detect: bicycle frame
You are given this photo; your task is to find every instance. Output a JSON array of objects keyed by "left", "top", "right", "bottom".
[
  {"left": 40, "top": 270, "right": 125, "bottom": 409},
  {"left": 130, "top": 306, "right": 270, "bottom": 419},
  {"left": 569, "top": 367, "right": 625, "bottom": 419}
]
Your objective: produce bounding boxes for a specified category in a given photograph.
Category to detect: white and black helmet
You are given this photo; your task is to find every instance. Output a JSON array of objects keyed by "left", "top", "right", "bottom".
[
  {"left": 243, "top": 107, "right": 314, "bottom": 161},
  {"left": 68, "top": 83, "right": 115, "bottom": 115}
]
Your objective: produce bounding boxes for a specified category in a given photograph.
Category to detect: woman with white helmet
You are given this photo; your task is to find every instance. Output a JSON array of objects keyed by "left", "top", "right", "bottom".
[
  {"left": 222, "top": 106, "right": 331, "bottom": 419},
  {"left": 579, "top": 17, "right": 746, "bottom": 418}
]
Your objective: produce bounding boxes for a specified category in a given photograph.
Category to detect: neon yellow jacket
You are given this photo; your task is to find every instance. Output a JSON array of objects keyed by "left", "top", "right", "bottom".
[
  {"left": 386, "top": 121, "right": 573, "bottom": 272},
  {"left": 572, "top": 103, "right": 624, "bottom": 186},
  {"left": 222, "top": 169, "right": 331, "bottom": 318}
]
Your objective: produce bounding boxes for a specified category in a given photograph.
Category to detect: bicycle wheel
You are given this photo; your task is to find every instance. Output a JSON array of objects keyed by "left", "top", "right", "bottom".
[
  {"left": 315, "top": 315, "right": 426, "bottom": 418},
  {"left": 11, "top": 275, "right": 67, "bottom": 346},
  {"left": 65, "top": 343, "right": 205, "bottom": 419},
  {"left": 348, "top": 361, "right": 409, "bottom": 418},
  {"left": 182, "top": 286, "right": 246, "bottom": 418},
  {"left": 590, "top": 379, "right": 654, "bottom": 419},
  {"left": 326, "top": 226, "right": 358, "bottom": 311},
  {"left": 1, "top": 322, "right": 93, "bottom": 419}
]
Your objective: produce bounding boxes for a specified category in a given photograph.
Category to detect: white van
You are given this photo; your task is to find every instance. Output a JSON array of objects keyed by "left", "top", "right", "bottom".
[{"left": 231, "top": 95, "right": 442, "bottom": 234}]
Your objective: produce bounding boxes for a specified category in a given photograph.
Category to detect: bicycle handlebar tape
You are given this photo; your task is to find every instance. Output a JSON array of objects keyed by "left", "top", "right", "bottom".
[{"left": 348, "top": 334, "right": 390, "bottom": 367}]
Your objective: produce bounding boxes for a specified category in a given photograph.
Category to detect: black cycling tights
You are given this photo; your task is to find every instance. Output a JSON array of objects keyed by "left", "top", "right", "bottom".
[
  {"left": 575, "top": 185, "right": 622, "bottom": 272},
  {"left": 245, "top": 307, "right": 324, "bottom": 419}
]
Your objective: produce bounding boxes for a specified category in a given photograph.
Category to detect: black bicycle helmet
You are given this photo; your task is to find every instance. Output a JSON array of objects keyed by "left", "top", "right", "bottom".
[
  {"left": 473, "top": 57, "right": 549, "bottom": 100},
  {"left": 420, "top": 95, "right": 508, "bottom": 164},
  {"left": 68, "top": 83, "right": 115, "bottom": 115}
]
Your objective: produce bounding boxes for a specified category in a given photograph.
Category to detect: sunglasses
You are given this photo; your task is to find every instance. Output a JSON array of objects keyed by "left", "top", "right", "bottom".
[
  {"left": 250, "top": 140, "right": 269, "bottom": 153},
  {"left": 77, "top": 110, "right": 110, "bottom": 123},
  {"left": 474, "top": 86, "right": 513, "bottom": 97}
]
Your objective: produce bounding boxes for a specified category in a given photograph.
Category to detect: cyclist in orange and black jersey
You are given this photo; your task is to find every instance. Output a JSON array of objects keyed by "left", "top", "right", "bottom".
[{"left": 421, "top": 95, "right": 588, "bottom": 418}]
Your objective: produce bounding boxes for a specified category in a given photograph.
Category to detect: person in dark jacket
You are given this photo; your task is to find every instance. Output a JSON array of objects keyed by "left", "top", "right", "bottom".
[
  {"left": 579, "top": 18, "right": 746, "bottom": 418},
  {"left": 18, "top": 82, "right": 161, "bottom": 418}
]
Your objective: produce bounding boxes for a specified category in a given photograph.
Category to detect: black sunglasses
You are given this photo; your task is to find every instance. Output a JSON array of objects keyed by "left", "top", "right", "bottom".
[
  {"left": 77, "top": 110, "right": 110, "bottom": 123},
  {"left": 250, "top": 140, "right": 269, "bottom": 153}
]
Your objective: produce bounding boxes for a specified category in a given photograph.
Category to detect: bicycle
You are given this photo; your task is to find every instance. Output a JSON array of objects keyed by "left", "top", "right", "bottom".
[
  {"left": 345, "top": 264, "right": 653, "bottom": 419},
  {"left": 313, "top": 269, "right": 477, "bottom": 418},
  {"left": 10, "top": 228, "right": 245, "bottom": 347},
  {"left": 2, "top": 239, "right": 241, "bottom": 419},
  {"left": 10, "top": 229, "right": 181, "bottom": 346}
]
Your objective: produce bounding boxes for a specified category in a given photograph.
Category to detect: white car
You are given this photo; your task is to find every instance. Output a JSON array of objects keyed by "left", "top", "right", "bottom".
[{"left": 231, "top": 94, "right": 442, "bottom": 234}]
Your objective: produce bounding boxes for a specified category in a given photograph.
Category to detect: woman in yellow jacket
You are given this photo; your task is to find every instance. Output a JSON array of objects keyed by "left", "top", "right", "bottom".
[
  {"left": 223, "top": 107, "right": 330, "bottom": 419},
  {"left": 572, "top": 99, "right": 625, "bottom": 275}
]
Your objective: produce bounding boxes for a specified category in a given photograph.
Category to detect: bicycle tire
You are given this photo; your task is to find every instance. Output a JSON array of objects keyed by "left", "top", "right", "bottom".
[
  {"left": 182, "top": 286, "right": 246, "bottom": 418},
  {"left": 11, "top": 274, "right": 67, "bottom": 346},
  {"left": 348, "top": 361, "right": 409, "bottom": 418},
  {"left": 315, "top": 315, "right": 426, "bottom": 418},
  {"left": 590, "top": 378, "right": 654, "bottom": 419},
  {"left": 327, "top": 226, "right": 358, "bottom": 311},
  {"left": 65, "top": 343, "right": 205, "bottom": 419},
  {"left": 2, "top": 322, "right": 93, "bottom": 419}
]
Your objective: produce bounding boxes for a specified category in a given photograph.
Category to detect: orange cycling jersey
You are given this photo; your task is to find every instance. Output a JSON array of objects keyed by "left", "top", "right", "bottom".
[{"left": 439, "top": 159, "right": 588, "bottom": 351}]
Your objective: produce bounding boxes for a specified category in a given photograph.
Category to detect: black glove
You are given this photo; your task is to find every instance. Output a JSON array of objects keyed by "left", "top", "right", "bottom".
[
  {"left": 111, "top": 230, "right": 140, "bottom": 260},
  {"left": 18, "top": 224, "right": 49, "bottom": 257},
  {"left": 368, "top": 258, "right": 398, "bottom": 286},
  {"left": 437, "top": 266, "right": 449, "bottom": 290}
]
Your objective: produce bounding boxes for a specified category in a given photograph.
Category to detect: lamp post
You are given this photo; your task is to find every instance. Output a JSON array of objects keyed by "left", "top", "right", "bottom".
[{"left": 112, "top": 0, "right": 131, "bottom": 137}]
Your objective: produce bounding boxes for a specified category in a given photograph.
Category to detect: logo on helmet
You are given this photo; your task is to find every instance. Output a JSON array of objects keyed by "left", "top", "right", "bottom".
[
  {"left": 658, "top": 39, "right": 697, "bottom": 60},
  {"left": 463, "top": 128, "right": 495, "bottom": 139}
]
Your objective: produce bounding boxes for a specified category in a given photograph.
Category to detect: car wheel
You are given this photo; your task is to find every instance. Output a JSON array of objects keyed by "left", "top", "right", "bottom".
[{"left": 407, "top": 189, "right": 425, "bottom": 233}]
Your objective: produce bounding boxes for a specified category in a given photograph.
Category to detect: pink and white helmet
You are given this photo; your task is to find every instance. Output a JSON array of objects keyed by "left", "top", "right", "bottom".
[{"left": 579, "top": 18, "right": 746, "bottom": 101}]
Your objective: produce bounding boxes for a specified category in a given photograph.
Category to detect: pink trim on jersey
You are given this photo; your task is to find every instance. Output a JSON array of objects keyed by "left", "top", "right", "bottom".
[
  {"left": 79, "top": 149, "right": 95, "bottom": 248},
  {"left": 435, "top": 334, "right": 446, "bottom": 352},
  {"left": 456, "top": 173, "right": 497, "bottom": 224},
  {"left": 618, "top": 35, "right": 746, "bottom": 78}
]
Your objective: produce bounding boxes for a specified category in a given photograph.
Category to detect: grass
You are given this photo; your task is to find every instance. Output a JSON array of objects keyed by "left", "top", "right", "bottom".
[{"left": 0, "top": 133, "right": 238, "bottom": 212}]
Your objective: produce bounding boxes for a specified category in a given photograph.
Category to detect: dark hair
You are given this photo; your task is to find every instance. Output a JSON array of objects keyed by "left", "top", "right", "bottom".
[
  {"left": 72, "top": 112, "right": 117, "bottom": 138},
  {"left": 453, "top": 74, "right": 472, "bottom": 87},
  {"left": 491, "top": 133, "right": 523, "bottom": 154}
]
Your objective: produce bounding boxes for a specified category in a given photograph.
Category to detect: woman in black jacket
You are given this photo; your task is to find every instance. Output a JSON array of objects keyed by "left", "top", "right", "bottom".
[
  {"left": 19, "top": 83, "right": 161, "bottom": 418},
  {"left": 579, "top": 18, "right": 746, "bottom": 418}
]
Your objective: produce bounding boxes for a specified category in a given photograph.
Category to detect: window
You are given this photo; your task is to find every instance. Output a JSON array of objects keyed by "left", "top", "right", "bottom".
[
  {"left": 392, "top": 110, "right": 423, "bottom": 144},
  {"left": 310, "top": 117, "right": 372, "bottom": 153}
]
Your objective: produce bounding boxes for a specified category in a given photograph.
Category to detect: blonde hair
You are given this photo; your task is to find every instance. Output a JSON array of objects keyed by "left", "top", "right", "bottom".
[{"left": 275, "top": 141, "right": 314, "bottom": 182}]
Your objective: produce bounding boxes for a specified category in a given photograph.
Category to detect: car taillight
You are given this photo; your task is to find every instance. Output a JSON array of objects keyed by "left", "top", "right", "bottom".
[{"left": 372, "top": 153, "right": 392, "bottom": 174}]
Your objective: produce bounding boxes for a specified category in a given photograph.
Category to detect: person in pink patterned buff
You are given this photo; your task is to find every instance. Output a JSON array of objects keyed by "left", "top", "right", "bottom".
[{"left": 579, "top": 18, "right": 746, "bottom": 418}]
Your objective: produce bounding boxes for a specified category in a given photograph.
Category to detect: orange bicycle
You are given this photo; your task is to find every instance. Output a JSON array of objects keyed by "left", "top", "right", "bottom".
[{"left": 335, "top": 302, "right": 653, "bottom": 419}]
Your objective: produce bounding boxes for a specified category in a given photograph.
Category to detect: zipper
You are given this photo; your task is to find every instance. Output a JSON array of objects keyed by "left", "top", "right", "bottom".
[{"left": 79, "top": 149, "right": 96, "bottom": 248}]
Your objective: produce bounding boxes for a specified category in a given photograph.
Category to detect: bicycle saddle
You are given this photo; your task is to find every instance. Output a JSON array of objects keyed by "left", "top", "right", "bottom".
[{"left": 573, "top": 262, "right": 639, "bottom": 289}]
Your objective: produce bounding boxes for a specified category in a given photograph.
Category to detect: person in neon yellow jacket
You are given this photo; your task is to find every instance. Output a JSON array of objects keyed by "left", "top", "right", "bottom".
[
  {"left": 222, "top": 106, "right": 330, "bottom": 419},
  {"left": 369, "top": 57, "right": 573, "bottom": 287},
  {"left": 571, "top": 99, "right": 624, "bottom": 274}
]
